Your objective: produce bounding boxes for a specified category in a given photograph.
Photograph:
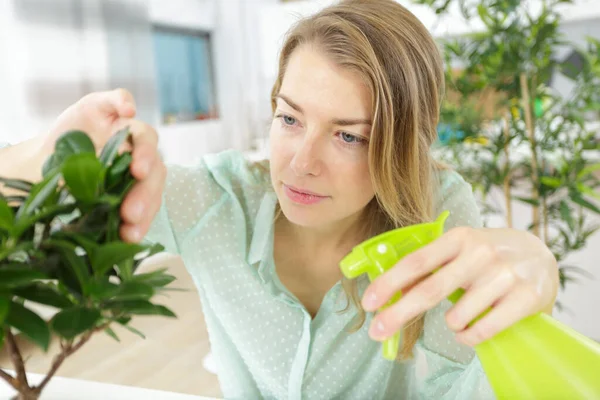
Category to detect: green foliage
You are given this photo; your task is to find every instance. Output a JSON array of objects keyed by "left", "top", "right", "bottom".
[
  {"left": 415, "top": 0, "right": 600, "bottom": 299},
  {"left": 0, "top": 129, "right": 176, "bottom": 352}
]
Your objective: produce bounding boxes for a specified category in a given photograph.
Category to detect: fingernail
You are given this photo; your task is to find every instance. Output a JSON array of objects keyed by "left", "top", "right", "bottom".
[
  {"left": 369, "top": 319, "right": 387, "bottom": 340},
  {"left": 362, "top": 291, "right": 378, "bottom": 311}
]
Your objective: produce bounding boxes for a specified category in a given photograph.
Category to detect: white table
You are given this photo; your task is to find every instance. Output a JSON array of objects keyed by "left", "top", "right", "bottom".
[{"left": 0, "top": 370, "right": 219, "bottom": 400}]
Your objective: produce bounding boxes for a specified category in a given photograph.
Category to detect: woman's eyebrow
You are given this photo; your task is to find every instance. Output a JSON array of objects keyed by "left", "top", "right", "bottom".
[
  {"left": 276, "top": 93, "right": 372, "bottom": 126},
  {"left": 276, "top": 94, "right": 303, "bottom": 113}
]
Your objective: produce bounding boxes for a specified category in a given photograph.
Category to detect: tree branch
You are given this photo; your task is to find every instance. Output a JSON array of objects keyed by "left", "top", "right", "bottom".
[
  {"left": 5, "top": 328, "right": 28, "bottom": 389},
  {"left": 35, "top": 322, "right": 111, "bottom": 393},
  {"left": 0, "top": 367, "right": 19, "bottom": 391}
]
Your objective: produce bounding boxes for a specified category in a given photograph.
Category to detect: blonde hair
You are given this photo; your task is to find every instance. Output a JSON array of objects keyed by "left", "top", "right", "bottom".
[{"left": 270, "top": 0, "right": 445, "bottom": 359}]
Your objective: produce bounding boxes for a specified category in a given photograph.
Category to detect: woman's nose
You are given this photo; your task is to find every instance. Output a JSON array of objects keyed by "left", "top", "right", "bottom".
[{"left": 290, "top": 136, "right": 322, "bottom": 177}]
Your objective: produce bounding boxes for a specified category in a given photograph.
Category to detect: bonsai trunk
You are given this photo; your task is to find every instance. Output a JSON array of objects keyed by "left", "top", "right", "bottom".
[
  {"left": 520, "top": 73, "right": 541, "bottom": 237},
  {"left": 13, "top": 389, "right": 40, "bottom": 400},
  {"left": 503, "top": 112, "right": 513, "bottom": 228}
]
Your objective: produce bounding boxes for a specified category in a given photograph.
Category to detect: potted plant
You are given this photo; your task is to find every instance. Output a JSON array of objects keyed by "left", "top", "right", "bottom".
[
  {"left": 414, "top": 0, "right": 600, "bottom": 306},
  {"left": 0, "top": 129, "right": 176, "bottom": 400}
]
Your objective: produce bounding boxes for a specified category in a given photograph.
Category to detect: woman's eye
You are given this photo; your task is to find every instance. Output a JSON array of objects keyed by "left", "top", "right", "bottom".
[
  {"left": 340, "top": 132, "right": 360, "bottom": 143},
  {"left": 282, "top": 115, "right": 296, "bottom": 126}
]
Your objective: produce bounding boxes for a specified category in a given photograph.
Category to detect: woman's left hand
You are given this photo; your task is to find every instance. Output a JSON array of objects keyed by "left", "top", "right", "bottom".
[{"left": 361, "top": 226, "right": 559, "bottom": 347}]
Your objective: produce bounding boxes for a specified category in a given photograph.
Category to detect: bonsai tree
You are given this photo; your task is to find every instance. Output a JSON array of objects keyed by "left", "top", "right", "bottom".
[
  {"left": 415, "top": 0, "right": 600, "bottom": 305},
  {"left": 0, "top": 129, "right": 176, "bottom": 400}
]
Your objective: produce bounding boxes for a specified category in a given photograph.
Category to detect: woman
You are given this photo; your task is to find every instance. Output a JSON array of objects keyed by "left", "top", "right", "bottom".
[{"left": 1, "top": 1, "right": 558, "bottom": 398}]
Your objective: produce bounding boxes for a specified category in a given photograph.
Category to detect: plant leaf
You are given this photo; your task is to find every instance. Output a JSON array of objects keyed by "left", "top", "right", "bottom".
[
  {"left": 14, "top": 283, "right": 74, "bottom": 309},
  {"left": 577, "top": 163, "right": 600, "bottom": 179},
  {"left": 106, "top": 300, "right": 176, "bottom": 318},
  {"left": 0, "top": 266, "right": 48, "bottom": 288},
  {"left": 120, "top": 323, "right": 146, "bottom": 339},
  {"left": 16, "top": 170, "right": 60, "bottom": 219},
  {"left": 0, "top": 178, "right": 33, "bottom": 193},
  {"left": 559, "top": 201, "right": 575, "bottom": 231},
  {"left": 105, "top": 327, "right": 120, "bottom": 342},
  {"left": 42, "top": 130, "right": 96, "bottom": 176},
  {"left": 0, "top": 296, "right": 11, "bottom": 325},
  {"left": 513, "top": 196, "right": 540, "bottom": 206},
  {"left": 540, "top": 176, "right": 562, "bottom": 188},
  {"left": 6, "top": 301, "right": 50, "bottom": 350},
  {"left": 44, "top": 239, "right": 91, "bottom": 294},
  {"left": 571, "top": 192, "right": 600, "bottom": 214},
  {"left": 112, "top": 281, "right": 154, "bottom": 301},
  {"left": 92, "top": 242, "right": 146, "bottom": 277},
  {"left": 62, "top": 153, "right": 105, "bottom": 203},
  {"left": 105, "top": 153, "right": 132, "bottom": 191},
  {"left": 87, "top": 279, "right": 119, "bottom": 301},
  {"left": 50, "top": 307, "right": 101, "bottom": 340},
  {"left": 132, "top": 268, "right": 176, "bottom": 288},
  {"left": 0, "top": 197, "right": 14, "bottom": 232},
  {"left": 99, "top": 127, "right": 130, "bottom": 166}
]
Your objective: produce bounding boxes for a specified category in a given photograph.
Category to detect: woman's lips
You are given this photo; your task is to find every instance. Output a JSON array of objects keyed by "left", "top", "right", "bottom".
[{"left": 283, "top": 184, "right": 328, "bottom": 205}]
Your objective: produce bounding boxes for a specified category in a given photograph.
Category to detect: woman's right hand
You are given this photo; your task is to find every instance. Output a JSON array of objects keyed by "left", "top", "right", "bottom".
[{"left": 43, "top": 89, "right": 166, "bottom": 242}]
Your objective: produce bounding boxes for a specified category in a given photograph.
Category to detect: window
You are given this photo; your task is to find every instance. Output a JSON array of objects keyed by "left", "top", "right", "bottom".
[{"left": 152, "top": 26, "right": 218, "bottom": 124}]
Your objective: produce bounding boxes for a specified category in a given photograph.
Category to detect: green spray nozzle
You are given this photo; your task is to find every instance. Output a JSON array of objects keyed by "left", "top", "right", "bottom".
[{"left": 339, "top": 211, "right": 451, "bottom": 360}]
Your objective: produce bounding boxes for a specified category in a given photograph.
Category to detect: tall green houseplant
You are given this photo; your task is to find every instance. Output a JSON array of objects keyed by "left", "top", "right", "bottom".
[{"left": 415, "top": 0, "right": 600, "bottom": 304}]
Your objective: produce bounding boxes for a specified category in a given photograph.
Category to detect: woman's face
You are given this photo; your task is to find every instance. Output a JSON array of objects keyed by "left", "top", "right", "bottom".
[{"left": 269, "top": 45, "right": 375, "bottom": 229}]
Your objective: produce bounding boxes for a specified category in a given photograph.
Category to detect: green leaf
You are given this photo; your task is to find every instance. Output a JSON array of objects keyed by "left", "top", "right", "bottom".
[
  {"left": 44, "top": 239, "right": 91, "bottom": 294},
  {"left": 571, "top": 192, "right": 600, "bottom": 214},
  {"left": 577, "top": 163, "right": 600, "bottom": 180},
  {"left": 62, "top": 153, "right": 105, "bottom": 203},
  {"left": 13, "top": 283, "right": 74, "bottom": 309},
  {"left": 42, "top": 130, "right": 96, "bottom": 176},
  {"left": 0, "top": 197, "right": 14, "bottom": 232},
  {"left": 0, "top": 296, "right": 11, "bottom": 325},
  {"left": 559, "top": 201, "right": 575, "bottom": 231},
  {"left": 51, "top": 307, "right": 101, "bottom": 340},
  {"left": 99, "top": 127, "right": 130, "bottom": 166},
  {"left": 112, "top": 281, "right": 154, "bottom": 301},
  {"left": 0, "top": 266, "right": 48, "bottom": 288},
  {"left": 107, "top": 300, "right": 176, "bottom": 318},
  {"left": 105, "top": 327, "right": 120, "bottom": 342},
  {"left": 0, "top": 178, "right": 33, "bottom": 193},
  {"left": 540, "top": 176, "right": 562, "bottom": 188},
  {"left": 92, "top": 242, "right": 145, "bottom": 277},
  {"left": 120, "top": 323, "right": 146, "bottom": 339},
  {"left": 14, "top": 203, "right": 77, "bottom": 238},
  {"left": 132, "top": 268, "right": 176, "bottom": 288},
  {"left": 105, "top": 153, "right": 133, "bottom": 194},
  {"left": 513, "top": 196, "right": 540, "bottom": 206},
  {"left": 576, "top": 183, "right": 600, "bottom": 201},
  {"left": 16, "top": 170, "right": 60, "bottom": 219},
  {"left": 87, "top": 279, "right": 119, "bottom": 301},
  {"left": 6, "top": 301, "right": 50, "bottom": 350}
]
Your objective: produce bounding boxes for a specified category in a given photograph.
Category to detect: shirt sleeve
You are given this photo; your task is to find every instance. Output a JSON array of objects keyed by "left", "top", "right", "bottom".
[
  {"left": 144, "top": 156, "right": 226, "bottom": 255},
  {"left": 410, "top": 169, "right": 496, "bottom": 399}
]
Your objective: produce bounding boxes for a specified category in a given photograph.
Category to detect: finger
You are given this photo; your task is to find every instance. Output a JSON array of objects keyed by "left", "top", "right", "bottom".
[
  {"left": 455, "top": 286, "right": 538, "bottom": 347},
  {"left": 120, "top": 159, "right": 166, "bottom": 225},
  {"left": 367, "top": 251, "right": 480, "bottom": 341},
  {"left": 445, "top": 266, "right": 517, "bottom": 332},
  {"left": 96, "top": 88, "right": 137, "bottom": 118},
  {"left": 127, "top": 120, "right": 159, "bottom": 179},
  {"left": 362, "top": 227, "right": 471, "bottom": 312}
]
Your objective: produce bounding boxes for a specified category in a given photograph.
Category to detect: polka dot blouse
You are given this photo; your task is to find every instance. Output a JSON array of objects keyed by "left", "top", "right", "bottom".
[{"left": 145, "top": 149, "right": 495, "bottom": 399}]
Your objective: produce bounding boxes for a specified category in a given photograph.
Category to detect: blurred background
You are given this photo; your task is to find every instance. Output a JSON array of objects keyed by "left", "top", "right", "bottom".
[{"left": 0, "top": 0, "right": 599, "bottom": 397}]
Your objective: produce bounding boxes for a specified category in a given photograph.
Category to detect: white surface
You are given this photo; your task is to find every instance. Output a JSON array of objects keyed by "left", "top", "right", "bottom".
[
  {"left": 0, "top": 370, "right": 217, "bottom": 400},
  {"left": 149, "top": 0, "right": 216, "bottom": 31}
]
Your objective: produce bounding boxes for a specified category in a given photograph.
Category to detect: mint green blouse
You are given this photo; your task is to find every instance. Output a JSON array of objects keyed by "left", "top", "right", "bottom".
[{"left": 145, "top": 149, "right": 495, "bottom": 399}]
